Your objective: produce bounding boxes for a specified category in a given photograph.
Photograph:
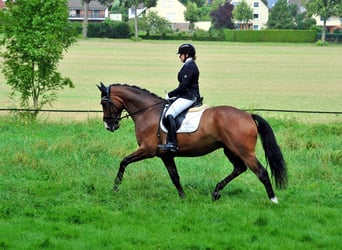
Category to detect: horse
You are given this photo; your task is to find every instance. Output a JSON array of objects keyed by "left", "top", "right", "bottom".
[{"left": 97, "top": 83, "right": 287, "bottom": 203}]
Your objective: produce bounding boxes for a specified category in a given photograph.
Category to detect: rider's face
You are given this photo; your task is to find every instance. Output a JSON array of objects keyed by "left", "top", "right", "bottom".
[{"left": 179, "top": 53, "right": 186, "bottom": 63}]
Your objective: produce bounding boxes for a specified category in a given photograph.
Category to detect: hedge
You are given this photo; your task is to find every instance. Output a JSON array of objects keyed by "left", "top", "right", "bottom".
[
  {"left": 140, "top": 34, "right": 225, "bottom": 41},
  {"left": 224, "top": 30, "right": 316, "bottom": 42},
  {"left": 316, "top": 33, "right": 342, "bottom": 42},
  {"left": 87, "top": 21, "right": 130, "bottom": 38}
]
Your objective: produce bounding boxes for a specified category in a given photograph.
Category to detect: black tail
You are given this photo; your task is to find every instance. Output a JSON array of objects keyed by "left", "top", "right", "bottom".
[{"left": 252, "top": 114, "right": 288, "bottom": 189}]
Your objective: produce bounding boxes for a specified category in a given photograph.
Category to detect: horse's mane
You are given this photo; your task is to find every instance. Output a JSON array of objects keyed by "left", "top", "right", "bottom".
[{"left": 110, "top": 83, "right": 164, "bottom": 101}]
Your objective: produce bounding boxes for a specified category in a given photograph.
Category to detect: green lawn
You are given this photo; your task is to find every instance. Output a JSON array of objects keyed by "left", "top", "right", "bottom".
[
  {"left": 1, "top": 39, "right": 341, "bottom": 122},
  {"left": 0, "top": 39, "right": 341, "bottom": 249},
  {"left": 0, "top": 117, "right": 341, "bottom": 249}
]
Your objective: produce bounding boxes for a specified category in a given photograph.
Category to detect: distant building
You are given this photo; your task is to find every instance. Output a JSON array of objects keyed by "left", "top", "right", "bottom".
[
  {"left": 231, "top": 0, "right": 269, "bottom": 30},
  {"left": 313, "top": 15, "right": 342, "bottom": 33},
  {"left": 0, "top": 0, "right": 6, "bottom": 9},
  {"left": 148, "top": 0, "right": 189, "bottom": 31},
  {"left": 68, "top": 0, "right": 108, "bottom": 22}
]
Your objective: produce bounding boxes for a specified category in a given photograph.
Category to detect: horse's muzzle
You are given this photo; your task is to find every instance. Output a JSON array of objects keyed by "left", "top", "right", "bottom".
[{"left": 104, "top": 121, "right": 119, "bottom": 132}]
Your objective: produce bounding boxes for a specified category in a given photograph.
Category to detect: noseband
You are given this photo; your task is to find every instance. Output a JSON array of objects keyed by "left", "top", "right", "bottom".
[
  {"left": 101, "top": 96, "right": 121, "bottom": 126},
  {"left": 100, "top": 85, "right": 166, "bottom": 126}
]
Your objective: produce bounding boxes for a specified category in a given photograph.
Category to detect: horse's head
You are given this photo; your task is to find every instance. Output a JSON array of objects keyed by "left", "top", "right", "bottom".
[{"left": 97, "top": 82, "right": 122, "bottom": 132}]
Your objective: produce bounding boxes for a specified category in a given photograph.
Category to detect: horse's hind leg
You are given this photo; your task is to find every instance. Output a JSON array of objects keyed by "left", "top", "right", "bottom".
[
  {"left": 245, "top": 157, "right": 278, "bottom": 203},
  {"left": 212, "top": 149, "right": 247, "bottom": 201},
  {"left": 161, "top": 156, "right": 185, "bottom": 198}
]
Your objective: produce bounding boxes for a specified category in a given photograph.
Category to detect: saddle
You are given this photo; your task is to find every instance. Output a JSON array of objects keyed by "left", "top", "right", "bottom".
[{"left": 160, "top": 98, "right": 208, "bottom": 133}]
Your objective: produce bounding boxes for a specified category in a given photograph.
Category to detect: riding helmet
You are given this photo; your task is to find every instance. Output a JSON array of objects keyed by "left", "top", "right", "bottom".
[{"left": 177, "top": 43, "right": 196, "bottom": 56}]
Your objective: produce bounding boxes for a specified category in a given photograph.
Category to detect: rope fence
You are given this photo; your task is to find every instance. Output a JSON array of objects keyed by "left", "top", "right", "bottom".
[{"left": 0, "top": 108, "right": 342, "bottom": 115}]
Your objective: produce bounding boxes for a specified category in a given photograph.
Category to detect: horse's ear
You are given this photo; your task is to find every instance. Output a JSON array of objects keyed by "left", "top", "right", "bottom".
[{"left": 97, "top": 82, "right": 106, "bottom": 93}]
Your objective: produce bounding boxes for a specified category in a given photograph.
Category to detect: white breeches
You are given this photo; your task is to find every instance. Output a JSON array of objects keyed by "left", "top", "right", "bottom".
[{"left": 165, "top": 98, "right": 196, "bottom": 118}]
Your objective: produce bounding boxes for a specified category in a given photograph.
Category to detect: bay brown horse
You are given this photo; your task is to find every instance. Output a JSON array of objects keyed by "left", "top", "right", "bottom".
[{"left": 98, "top": 83, "right": 287, "bottom": 203}]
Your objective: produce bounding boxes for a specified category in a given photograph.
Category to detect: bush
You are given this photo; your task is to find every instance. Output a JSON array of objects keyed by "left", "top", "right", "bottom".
[
  {"left": 316, "top": 33, "right": 342, "bottom": 43},
  {"left": 224, "top": 29, "right": 316, "bottom": 42},
  {"left": 87, "top": 20, "right": 130, "bottom": 38}
]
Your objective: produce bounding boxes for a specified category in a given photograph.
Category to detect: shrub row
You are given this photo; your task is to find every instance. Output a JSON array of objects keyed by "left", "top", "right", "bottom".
[
  {"left": 87, "top": 21, "right": 130, "bottom": 38},
  {"left": 224, "top": 30, "right": 316, "bottom": 42},
  {"left": 316, "top": 33, "right": 342, "bottom": 42},
  {"left": 140, "top": 34, "right": 225, "bottom": 41}
]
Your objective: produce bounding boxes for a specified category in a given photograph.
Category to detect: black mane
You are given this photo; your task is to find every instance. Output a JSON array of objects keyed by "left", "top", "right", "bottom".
[{"left": 110, "top": 83, "right": 164, "bottom": 101}]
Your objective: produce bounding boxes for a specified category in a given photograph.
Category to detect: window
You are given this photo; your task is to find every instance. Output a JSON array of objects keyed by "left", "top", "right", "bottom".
[
  {"left": 253, "top": 25, "right": 259, "bottom": 30},
  {"left": 253, "top": 2, "right": 259, "bottom": 7},
  {"left": 254, "top": 13, "right": 259, "bottom": 19},
  {"left": 320, "top": 16, "right": 331, "bottom": 21}
]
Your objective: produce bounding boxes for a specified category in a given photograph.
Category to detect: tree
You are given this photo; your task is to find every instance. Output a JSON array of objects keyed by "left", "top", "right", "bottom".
[
  {"left": 145, "top": 11, "right": 172, "bottom": 36},
  {"left": 184, "top": 1, "right": 200, "bottom": 30},
  {"left": 121, "top": 0, "right": 157, "bottom": 39},
  {"left": 233, "top": 0, "right": 253, "bottom": 30},
  {"left": 304, "top": 0, "right": 342, "bottom": 42},
  {"left": 81, "top": 0, "right": 113, "bottom": 38},
  {"left": 0, "top": 0, "right": 78, "bottom": 117},
  {"left": 210, "top": 1, "right": 235, "bottom": 29},
  {"left": 268, "top": 0, "right": 295, "bottom": 29}
]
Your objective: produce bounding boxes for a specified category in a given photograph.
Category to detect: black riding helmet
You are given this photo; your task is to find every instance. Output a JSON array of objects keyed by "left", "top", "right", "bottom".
[{"left": 177, "top": 43, "right": 196, "bottom": 57}]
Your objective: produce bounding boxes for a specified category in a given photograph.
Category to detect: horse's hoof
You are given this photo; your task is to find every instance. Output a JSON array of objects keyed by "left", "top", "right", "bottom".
[
  {"left": 270, "top": 197, "right": 279, "bottom": 204},
  {"left": 113, "top": 186, "right": 120, "bottom": 193},
  {"left": 212, "top": 192, "right": 221, "bottom": 201}
]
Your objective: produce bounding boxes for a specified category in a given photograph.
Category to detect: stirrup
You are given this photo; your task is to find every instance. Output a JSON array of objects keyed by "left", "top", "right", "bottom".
[{"left": 158, "top": 143, "right": 179, "bottom": 152}]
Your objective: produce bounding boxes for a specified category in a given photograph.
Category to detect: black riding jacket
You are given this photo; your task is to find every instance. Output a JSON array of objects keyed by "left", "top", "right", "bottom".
[{"left": 168, "top": 59, "right": 200, "bottom": 100}]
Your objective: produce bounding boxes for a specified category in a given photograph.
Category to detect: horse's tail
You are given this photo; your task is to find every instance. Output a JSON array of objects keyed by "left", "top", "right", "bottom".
[{"left": 252, "top": 114, "right": 288, "bottom": 189}]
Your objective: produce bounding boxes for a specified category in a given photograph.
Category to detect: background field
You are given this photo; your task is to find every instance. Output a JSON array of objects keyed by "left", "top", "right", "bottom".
[
  {"left": 0, "top": 40, "right": 341, "bottom": 249},
  {"left": 1, "top": 39, "right": 341, "bottom": 121}
]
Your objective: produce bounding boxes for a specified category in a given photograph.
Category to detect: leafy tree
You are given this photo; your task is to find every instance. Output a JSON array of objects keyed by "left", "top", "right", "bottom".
[
  {"left": 304, "top": 0, "right": 342, "bottom": 42},
  {"left": 145, "top": 11, "right": 172, "bottom": 36},
  {"left": 121, "top": 0, "right": 157, "bottom": 40},
  {"left": 268, "top": 0, "right": 295, "bottom": 29},
  {"left": 0, "top": 0, "right": 78, "bottom": 117},
  {"left": 233, "top": 0, "right": 253, "bottom": 30},
  {"left": 81, "top": 0, "right": 113, "bottom": 38},
  {"left": 183, "top": 0, "right": 206, "bottom": 8},
  {"left": 184, "top": 1, "right": 200, "bottom": 30},
  {"left": 210, "top": 1, "right": 234, "bottom": 29},
  {"left": 295, "top": 12, "right": 316, "bottom": 30}
]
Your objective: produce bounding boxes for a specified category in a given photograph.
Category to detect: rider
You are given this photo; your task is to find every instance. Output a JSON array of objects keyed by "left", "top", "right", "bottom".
[{"left": 159, "top": 43, "right": 201, "bottom": 152}]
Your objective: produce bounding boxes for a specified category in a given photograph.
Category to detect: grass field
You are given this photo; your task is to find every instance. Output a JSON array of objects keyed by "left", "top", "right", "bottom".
[
  {"left": 0, "top": 117, "right": 341, "bottom": 249},
  {"left": 0, "top": 39, "right": 341, "bottom": 249},
  {"left": 0, "top": 39, "right": 341, "bottom": 122}
]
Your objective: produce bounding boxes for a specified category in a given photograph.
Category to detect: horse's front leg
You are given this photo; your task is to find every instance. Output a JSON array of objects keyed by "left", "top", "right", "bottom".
[
  {"left": 113, "top": 148, "right": 149, "bottom": 192},
  {"left": 161, "top": 155, "right": 185, "bottom": 198}
]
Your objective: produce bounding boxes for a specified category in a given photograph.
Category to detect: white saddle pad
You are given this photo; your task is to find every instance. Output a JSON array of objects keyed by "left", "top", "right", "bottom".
[{"left": 160, "top": 105, "right": 208, "bottom": 133}]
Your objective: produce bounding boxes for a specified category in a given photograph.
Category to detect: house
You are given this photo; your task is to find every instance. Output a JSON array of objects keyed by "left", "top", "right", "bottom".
[
  {"left": 0, "top": 0, "right": 6, "bottom": 9},
  {"left": 313, "top": 15, "right": 342, "bottom": 33},
  {"left": 231, "top": 0, "right": 269, "bottom": 30},
  {"left": 68, "top": 0, "right": 108, "bottom": 22},
  {"left": 128, "top": 3, "right": 147, "bottom": 20},
  {"left": 148, "top": 0, "right": 190, "bottom": 31},
  {"left": 148, "top": 0, "right": 269, "bottom": 31}
]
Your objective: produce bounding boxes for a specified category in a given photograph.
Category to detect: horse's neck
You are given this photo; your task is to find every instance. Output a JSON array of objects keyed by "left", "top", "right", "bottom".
[{"left": 119, "top": 89, "right": 163, "bottom": 116}]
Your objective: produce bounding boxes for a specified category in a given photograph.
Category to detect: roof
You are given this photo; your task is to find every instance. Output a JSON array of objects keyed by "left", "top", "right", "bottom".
[{"left": 68, "top": 0, "right": 107, "bottom": 10}]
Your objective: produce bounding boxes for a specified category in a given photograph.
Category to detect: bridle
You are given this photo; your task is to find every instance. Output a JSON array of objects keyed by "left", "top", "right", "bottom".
[
  {"left": 101, "top": 90, "right": 165, "bottom": 128},
  {"left": 101, "top": 95, "right": 121, "bottom": 127}
]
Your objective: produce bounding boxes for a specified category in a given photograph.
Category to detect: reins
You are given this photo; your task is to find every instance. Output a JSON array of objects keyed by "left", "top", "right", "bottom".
[
  {"left": 101, "top": 83, "right": 165, "bottom": 123},
  {"left": 117, "top": 101, "right": 165, "bottom": 121}
]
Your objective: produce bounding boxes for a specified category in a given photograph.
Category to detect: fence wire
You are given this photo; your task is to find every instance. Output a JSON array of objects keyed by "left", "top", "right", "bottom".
[{"left": 0, "top": 108, "right": 341, "bottom": 115}]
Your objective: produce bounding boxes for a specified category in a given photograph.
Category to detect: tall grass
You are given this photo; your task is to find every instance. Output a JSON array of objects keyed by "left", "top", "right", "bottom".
[{"left": 0, "top": 117, "right": 341, "bottom": 249}]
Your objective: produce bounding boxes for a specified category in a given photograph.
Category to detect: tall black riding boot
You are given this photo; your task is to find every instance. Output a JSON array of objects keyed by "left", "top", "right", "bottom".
[{"left": 159, "top": 115, "right": 179, "bottom": 152}]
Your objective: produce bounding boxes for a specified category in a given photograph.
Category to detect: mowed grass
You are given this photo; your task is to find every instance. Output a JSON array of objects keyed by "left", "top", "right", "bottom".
[
  {"left": 0, "top": 39, "right": 341, "bottom": 121},
  {"left": 0, "top": 39, "right": 341, "bottom": 249},
  {"left": 0, "top": 117, "right": 341, "bottom": 249}
]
